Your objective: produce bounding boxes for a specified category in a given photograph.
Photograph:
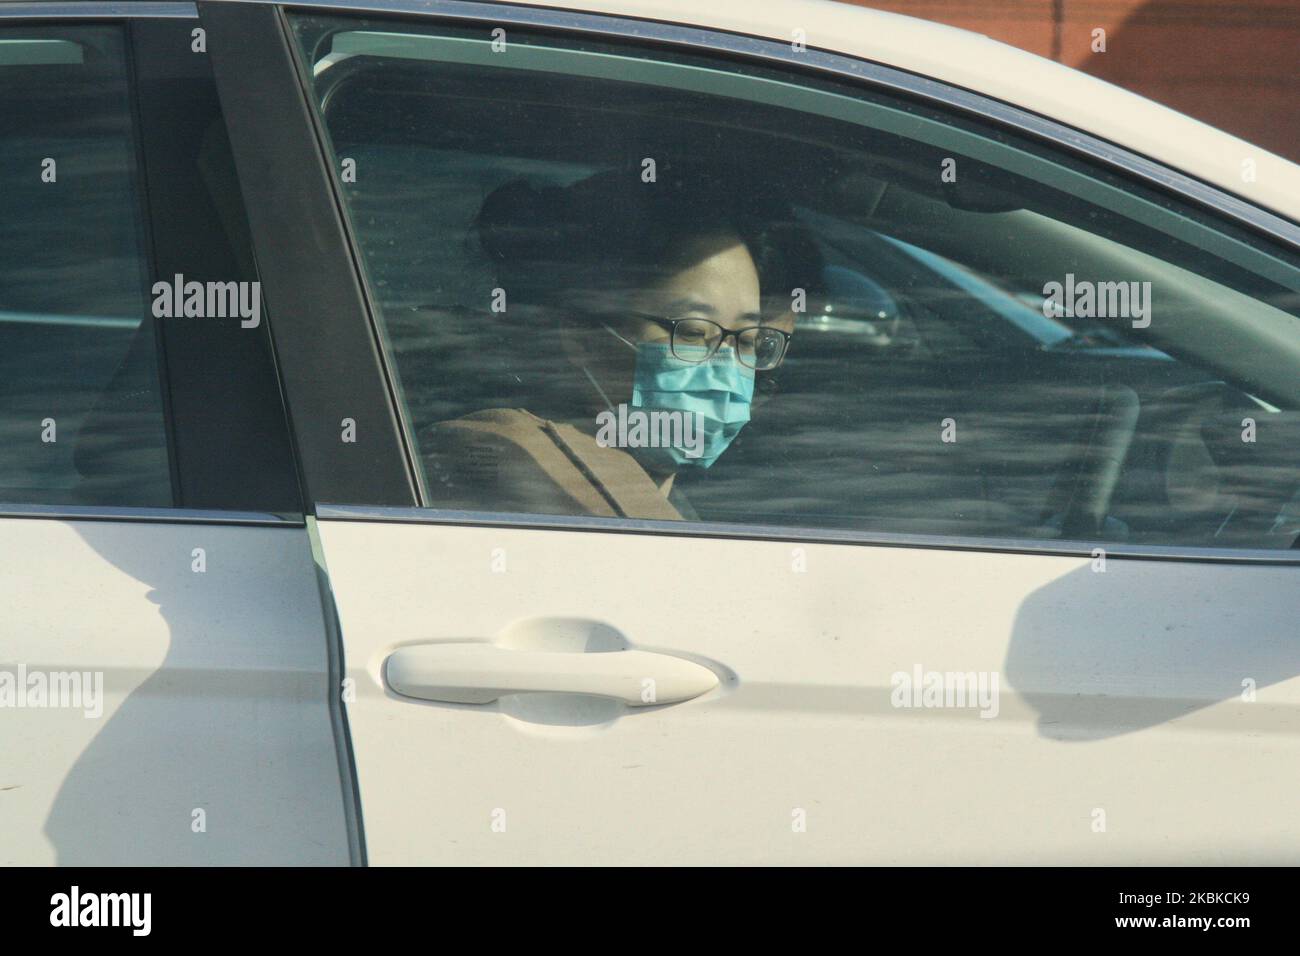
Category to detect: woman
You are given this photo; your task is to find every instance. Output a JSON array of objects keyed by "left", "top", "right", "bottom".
[{"left": 422, "top": 165, "right": 817, "bottom": 520}]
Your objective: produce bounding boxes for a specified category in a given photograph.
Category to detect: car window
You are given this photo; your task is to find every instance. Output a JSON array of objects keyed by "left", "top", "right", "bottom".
[
  {"left": 0, "top": 21, "right": 302, "bottom": 514},
  {"left": 290, "top": 14, "right": 1300, "bottom": 550},
  {"left": 0, "top": 25, "right": 170, "bottom": 506}
]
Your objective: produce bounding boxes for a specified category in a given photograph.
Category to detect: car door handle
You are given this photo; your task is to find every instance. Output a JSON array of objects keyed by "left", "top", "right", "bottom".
[{"left": 385, "top": 643, "right": 719, "bottom": 706}]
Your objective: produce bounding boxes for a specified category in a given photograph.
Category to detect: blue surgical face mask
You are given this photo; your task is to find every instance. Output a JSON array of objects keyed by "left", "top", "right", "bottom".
[{"left": 596, "top": 324, "right": 754, "bottom": 471}]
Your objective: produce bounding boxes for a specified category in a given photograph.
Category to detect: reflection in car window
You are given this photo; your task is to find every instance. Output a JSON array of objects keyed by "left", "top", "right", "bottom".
[
  {"left": 292, "top": 15, "right": 1300, "bottom": 550},
  {"left": 0, "top": 26, "right": 170, "bottom": 506}
]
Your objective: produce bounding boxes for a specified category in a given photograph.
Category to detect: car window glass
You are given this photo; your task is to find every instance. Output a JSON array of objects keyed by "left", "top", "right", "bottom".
[
  {"left": 0, "top": 25, "right": 170, "bottom": 506},
  {"left": 291, "top": 14, "right": 1300, "bottom": 550}
]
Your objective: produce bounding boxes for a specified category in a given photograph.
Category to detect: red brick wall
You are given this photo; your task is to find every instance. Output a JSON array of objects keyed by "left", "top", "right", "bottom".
[{"left": 849, "top": 0, "right": 1300, "bottom": 162}]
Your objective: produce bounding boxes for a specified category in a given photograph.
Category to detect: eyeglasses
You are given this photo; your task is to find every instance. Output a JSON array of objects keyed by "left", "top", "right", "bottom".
[{"left": 626, "top": 312, "right": 792, "bottom": 371}]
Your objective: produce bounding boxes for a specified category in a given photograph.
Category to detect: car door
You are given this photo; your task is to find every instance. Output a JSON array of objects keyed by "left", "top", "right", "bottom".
[
  {"left": 205, "top": 0, "right": 1300, "bottom": 865},
  {"left": 0, "top": 7, "right": 355, "bottom": 865}
]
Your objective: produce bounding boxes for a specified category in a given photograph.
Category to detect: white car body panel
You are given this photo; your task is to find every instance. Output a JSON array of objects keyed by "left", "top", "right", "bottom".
[
  {"left": 323, "top": 520, "right": 1300, "bottom": 864},
  {"left": 0, "top": 518, "right": 350, "bottom": 865}
]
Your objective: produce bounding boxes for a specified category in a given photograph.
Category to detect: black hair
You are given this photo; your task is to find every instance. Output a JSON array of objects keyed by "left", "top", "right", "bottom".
[{"left": 474, "top": 163, "right": 821, "bottom": 313}]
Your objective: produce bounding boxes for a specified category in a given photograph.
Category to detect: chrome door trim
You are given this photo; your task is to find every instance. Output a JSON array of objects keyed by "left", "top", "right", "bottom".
[
  {"left": 261, "top": 0, "right": 1300, "bottom": 246},
  {"left": 314, "top": 504, "right": 1300, "bottom": 565}
]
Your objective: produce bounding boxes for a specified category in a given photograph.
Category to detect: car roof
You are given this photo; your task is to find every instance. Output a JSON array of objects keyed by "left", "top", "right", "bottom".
[{"left": 468, "top": 0, "right": 1298, "bottom": 224}]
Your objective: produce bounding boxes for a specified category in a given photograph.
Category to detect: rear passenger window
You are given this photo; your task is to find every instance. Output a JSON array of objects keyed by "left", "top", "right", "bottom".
[
  {"left": 0, "top": 26, "right": 169, "bottom": 506},
  {"left": 291, "top": 15, "right": 1300, "bottom": 550}
]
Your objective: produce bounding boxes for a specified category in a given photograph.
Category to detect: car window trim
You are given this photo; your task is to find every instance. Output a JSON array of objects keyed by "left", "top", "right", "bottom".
[
  {"left": 198, "top": 0, "right": 420, "bottom": 508},
  {"left": 0, "top": 502, "right": 301, "bottom": 525},
  {"left": 315, "top": 504, "right": 1300, "bottom": 565},
  {"left": 278, "top": 3, "right": 431, "bottom": 508},
  {"left": 0, "top": 3, "right": 196, "bottom": 19}
]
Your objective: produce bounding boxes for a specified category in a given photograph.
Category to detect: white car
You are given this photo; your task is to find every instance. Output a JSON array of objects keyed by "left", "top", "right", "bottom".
[{"left": 2, "top": 0, "right": 1297, "bottom": 866}]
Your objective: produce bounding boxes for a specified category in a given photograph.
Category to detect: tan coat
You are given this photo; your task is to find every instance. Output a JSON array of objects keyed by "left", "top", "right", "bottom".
[{"left": 423, "top": 408, "right": 683, "bottom": 520}]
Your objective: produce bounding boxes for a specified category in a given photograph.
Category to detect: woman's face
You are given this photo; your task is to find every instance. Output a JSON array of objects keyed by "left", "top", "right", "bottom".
[
  {"left": 571, "top": 231, "right": 791, "bottom": 406},
  {"left": 627, "top": 233, "right": 764, "bottom": 351}
]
